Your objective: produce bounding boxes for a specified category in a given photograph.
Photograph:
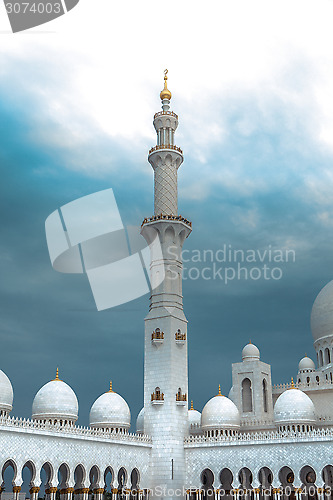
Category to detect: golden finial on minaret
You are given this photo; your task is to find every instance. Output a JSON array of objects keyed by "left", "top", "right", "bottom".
[
  {"left": 108, "top": 381, "right": 113, "bottom": 393},
  {"left": 217, "top": 384, "right": 222, "bottom": 396},
  {"left": 53, "top": 367, "right": 61, "bottom": 381},
  {"left": 190, "top": 400, "right": 194, "bottom": 410},
  {"left": 160, "top": 69, "right": 172, "bottom": 101}
]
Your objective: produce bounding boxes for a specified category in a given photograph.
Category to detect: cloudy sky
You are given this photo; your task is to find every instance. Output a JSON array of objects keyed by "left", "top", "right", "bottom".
[{"left": 1, "top": 0, "right": 333, "bottom": 429}]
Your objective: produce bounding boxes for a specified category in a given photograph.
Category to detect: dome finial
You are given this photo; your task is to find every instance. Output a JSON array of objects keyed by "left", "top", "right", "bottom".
[
  {"left": 108, "top": 381, "right": 113, "bottom": 393},
  {"left": 190, "top": 400, "right": 194, "bottom": 410},
  {"left": 160, "top": 69, "right": 172, "bottom": 101},
  {"left": 54, "top": 368, "right": 61, "bottom": 381},
  {"left": 217, "top": 384, "right": 222, "bottom": 396},
  {"left": 291, "top": 377, "right": 295, "bottom": 388}
]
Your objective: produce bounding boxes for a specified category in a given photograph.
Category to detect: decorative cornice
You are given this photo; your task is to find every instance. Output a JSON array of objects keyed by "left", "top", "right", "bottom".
[
  {"left": 184, "top": 425, "right": 333, "bottom": 446},
  {"left": 141, "top": 214, "right": 192, "bottom": 228},
  {"left": 0, "top": 415, "right": 152, "bottom": 445},
  {"left": 148, "top": 144, "right": 183, "bottom": 155}
]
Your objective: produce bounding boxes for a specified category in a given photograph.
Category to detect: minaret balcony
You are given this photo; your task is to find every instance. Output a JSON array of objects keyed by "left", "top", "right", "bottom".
[
  {"left": 151, "top": 391, "right": 164, "bottom": 405},
  {"left": 151, "top": 328, "right": 164, "bottom": 345},
  {"left": 148, "top": 145, "right": 183, "bottom": 155},
  {"left": 154, "top": 110, "right": 178, "bottom": 119},
  {"left": 175, "top": 330, "right": 186, "bottom": 345},
  {"left": 176, "top": 393, "right": 187, "bottom": 406},
  {"left": 141, "top": 214, "right": 192, "bottom": 228}
]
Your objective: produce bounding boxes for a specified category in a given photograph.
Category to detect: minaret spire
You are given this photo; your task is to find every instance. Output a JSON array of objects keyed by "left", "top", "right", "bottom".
[
  {"left": 160, "top": 69, "right": 172, "bottom": 110},
  {"left": 145, "top": 70, "right": 186, "bottom": 217}
]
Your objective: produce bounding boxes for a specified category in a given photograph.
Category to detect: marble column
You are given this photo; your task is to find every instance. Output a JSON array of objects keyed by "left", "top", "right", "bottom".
[
  {"left": 93, "top": 488, "right": 104, "bottom": 500},
  {"left": 46, "top": 487, "right": 57, "bottom": 500},
  {"left": 13, "top": 486, "right": 21, "bottom": 500},
  {"left": 30, "top": 486, "right": 40, "bottom": 500}
]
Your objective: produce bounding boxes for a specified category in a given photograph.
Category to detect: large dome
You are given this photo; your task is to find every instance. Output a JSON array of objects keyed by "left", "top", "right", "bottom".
[
  {"left": 311, "top": 280, "right": 333, "bottom": 343},
  {"left": 188, "top": 401, "right": 201, "bottom": 435},
  {"left": 274, "top": 387, "right": 316, "bottom": 426},
  {"left": 90, "top": 383, "right": 130, "bottom": 430},
  {"left": 0, "top": 369, "right": 13, "bottom": 414},
  {"left": 32, "top": 371, "right": 78, "bottom": 422},
  {"left": 136, "top": 407, "right": 144, "bottom": 434},
  {"left": 242, "top": 343, "right": 260, "bottom": 361},
  {"left": 201, "top": 390, "right": 240, "bottom": 431}
]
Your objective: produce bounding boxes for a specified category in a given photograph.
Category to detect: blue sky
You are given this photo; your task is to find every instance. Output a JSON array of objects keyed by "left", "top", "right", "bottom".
[{"left": 1, "top": 0, "right": 333, "bottom": 428}]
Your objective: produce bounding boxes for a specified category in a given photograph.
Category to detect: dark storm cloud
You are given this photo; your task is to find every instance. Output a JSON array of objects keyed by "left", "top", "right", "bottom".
[{"left": 0, "top": 70, "right": 150, "bottom": 426}]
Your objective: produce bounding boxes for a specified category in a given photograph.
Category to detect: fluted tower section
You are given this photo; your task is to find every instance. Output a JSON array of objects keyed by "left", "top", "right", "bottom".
[{"left": 141, "top": 71, "right": 191, "bottom": 500}]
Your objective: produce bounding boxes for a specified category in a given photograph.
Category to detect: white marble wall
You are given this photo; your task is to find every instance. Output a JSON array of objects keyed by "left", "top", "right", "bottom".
[
  {"left": 184, "top": 432, "right": 333, "bottom": 488},
  {"left": 0, "top": 423, "right": 151, "bottom": 489}
]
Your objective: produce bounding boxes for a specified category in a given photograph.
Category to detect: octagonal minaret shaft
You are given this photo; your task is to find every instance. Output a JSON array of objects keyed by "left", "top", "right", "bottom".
[{"left": 148, "top": 70, "right": 183, "bottom": 216}]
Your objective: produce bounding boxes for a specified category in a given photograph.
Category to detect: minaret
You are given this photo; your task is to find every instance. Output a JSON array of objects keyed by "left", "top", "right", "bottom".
[{"left": 141, "top": 71, "right": 191, "bottom": 499}]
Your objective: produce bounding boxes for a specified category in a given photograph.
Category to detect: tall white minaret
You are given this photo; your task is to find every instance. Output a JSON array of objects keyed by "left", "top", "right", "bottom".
[{"left": 141, "top": 71, "right": 191, "bottom": 499}]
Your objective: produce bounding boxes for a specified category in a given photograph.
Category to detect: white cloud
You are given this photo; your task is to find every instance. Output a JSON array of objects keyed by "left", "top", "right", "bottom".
[{"left": 1, "top": 0, "right": 333, "bottom": 194}]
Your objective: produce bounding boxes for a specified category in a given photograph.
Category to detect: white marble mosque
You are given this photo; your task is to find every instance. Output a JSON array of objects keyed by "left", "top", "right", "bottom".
[{"left": 1, "top": 72, "right": 333, "bottom": 500}]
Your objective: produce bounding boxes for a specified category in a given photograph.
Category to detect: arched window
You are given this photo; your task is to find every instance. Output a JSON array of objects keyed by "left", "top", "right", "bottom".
[
  {"left": 325, "top": 348, "right": 331, "bottom": 365},
  {"left": 242, "top": 378, "right": 253, "bottom": 413},
  {"left": 262, "top": 379, "right": 268, "bottom": 413},
  {"left": 320, "top": 350, "right": 324, "bottom": 367}
]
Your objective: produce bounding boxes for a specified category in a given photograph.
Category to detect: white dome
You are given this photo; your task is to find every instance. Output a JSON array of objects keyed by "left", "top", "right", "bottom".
[
  {"left": 274, "top": 388, "right": 316, "bottom": 426},
  {"left": 201, "top": 393, "right": 240, "bottom": 431},
  {"left": 136, "top": 407, "right": 144, "bottom": 434},
  {"left": 32, "top": 375, "right": 78, "bottom": 422},
  {"left": 0, "top": 369, "right": 13, "bottom": 413},
  {"left": 298, "top": 356, "right": 315, "bottom": 372},
  {"left": 311, "top": 280, "right": 333, "bottom": 343},
  {"left": 242, "top": 343, "right": 260, "bottom": 361},
  {"left": 188, "top": 402, "right": 201, "bottom": 434},
  {"left": 90, "top": 387, "right": 131, "bottom": 429}
]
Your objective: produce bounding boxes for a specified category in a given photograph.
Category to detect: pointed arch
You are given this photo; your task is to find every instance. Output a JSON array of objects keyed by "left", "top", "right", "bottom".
[
  {"left": 242, "top": 378, "right": 253, "bottom": 412},
  {"left": 104, "top": 466, "right": 114, "bottom": 493},
  {"left": 262, "top": 379, "right": 268, "bottom": 413}
]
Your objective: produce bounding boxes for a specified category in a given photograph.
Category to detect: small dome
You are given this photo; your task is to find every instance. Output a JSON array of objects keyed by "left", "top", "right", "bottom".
[
  {"left": 90, "top": 383, "right": 130, "bottom": 429},
  {"left": 201, "top": 389, "right": 240, "bottom": 431},
  {"left": 32, "top": 371, "right": 78, "bottom": 422},
  {"left": 311, "top": 280, "right": 333, "bottom": 343},
  {"left": 136, "top": 407, "right": 144, "bottom": 434},
  {"left": 274, "top": 387, "right": 316, "bottom": 426},
  {"left": 0, "top": 369, "right": 13, "bottom": 413},
  {"left": 242, "top": 342, "right": 260, "bottom": 361},
  {"left": 298, "top": 356, "right": 316, "bottom": 372},
  {"left": 188, "top": 401, "right": 201, "bottom": 435}
]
